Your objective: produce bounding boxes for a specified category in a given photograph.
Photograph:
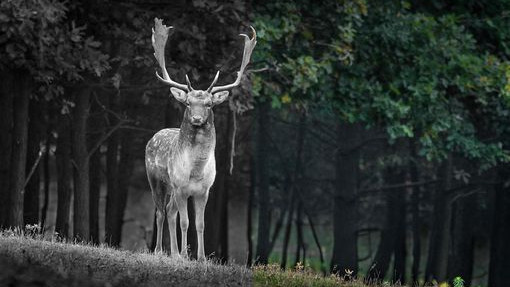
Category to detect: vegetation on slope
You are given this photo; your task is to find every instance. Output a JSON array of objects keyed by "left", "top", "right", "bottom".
[
  {"left": 0, "top": 231, "right": 250, "bottom": 287},
  {"left": 0, "top": 230, "right": 419, "bottom": 287}
]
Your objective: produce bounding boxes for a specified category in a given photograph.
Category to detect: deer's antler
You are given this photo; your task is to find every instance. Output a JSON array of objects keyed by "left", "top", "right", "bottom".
[
  {"left": 208, "top": 26, "right": 257, "bottom": 93},
  {"left": 152, "top": 18, "right": 189, "bottom": 91}
]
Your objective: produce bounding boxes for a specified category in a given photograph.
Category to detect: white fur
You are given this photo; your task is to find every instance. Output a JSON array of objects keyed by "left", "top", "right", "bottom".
[{"left": 146, "top": 120, "right": 216, "bottom": 260}]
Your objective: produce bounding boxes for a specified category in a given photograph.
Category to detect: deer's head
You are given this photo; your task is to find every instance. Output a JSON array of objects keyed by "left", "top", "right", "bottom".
[{"left": 152, "top": 18, "right": 256, "bottom": 127}]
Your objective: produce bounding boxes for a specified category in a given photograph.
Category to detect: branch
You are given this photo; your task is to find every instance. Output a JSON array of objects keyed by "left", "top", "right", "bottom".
[
  {"left": 247, "top": 66, "right": 270, "bottom": 73},
  {"left": 450, "top": 188, "right": 482, "bottom": 204},
  {"left": 93, "top": 93, "right": 126, "bottom": 122},
  {"left": 87, "top": 119, "right": 129, "bottom": 158},
  {"left": 358, "top": 179, "right": 439, "bottom": 197},
  {"left": 22, "top": 144, "right": 46, "bottom": 192}
]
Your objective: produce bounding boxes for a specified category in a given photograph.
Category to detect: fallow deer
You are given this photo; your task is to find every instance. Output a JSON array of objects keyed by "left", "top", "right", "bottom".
[{"left": 145, "top": 18, "right": 256, "bottom": 260}]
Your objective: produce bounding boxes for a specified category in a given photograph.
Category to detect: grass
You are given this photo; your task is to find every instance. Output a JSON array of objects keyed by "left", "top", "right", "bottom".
[
  {"left": 253, "top": 263, "right": 407, "bottom": 287},
  {"left": 0, "top": 228, "right": 410, "bottom": 287},
  {"left": 0, "top": 229, "right": 250, "bottom": 286}
]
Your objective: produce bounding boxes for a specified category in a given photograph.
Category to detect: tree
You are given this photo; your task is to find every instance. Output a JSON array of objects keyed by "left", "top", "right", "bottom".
[
  {"left": 331, "top": 123, "right": 361, "bottom": 275},
  {"left": 0, "top": 0, "right": 109, "bottom": 233},
  {"left": 254, "top": 100, "right": 271, "bottom": 264}
]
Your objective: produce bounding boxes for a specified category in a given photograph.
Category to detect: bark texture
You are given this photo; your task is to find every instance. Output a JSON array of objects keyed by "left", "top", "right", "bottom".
[
  {"left": 0, "top": 70, "right": 14, "bottom": 227},
  {"left": 331, "top": 123, "right": 360, "bottom": 275},
  {"left": 488, "top": 166, "right": 510, "bottom": 286},
  {"left": 72, "top": 89, "right": 91, "bottom": 240},
  {"left": 24, "top": 100, "right": 43, "bottom": 225},
  {"left": 9, "top": 72, "right": 31, "bottom": 228},
  {"left": 55, "top": 114, "right": 72, "bottom": 237},
  {"left": 425, "top": 156, "right": 453, "bottom": 282},
  {"left": 254, "top": 100, "right": 270, "bottom": 264}
]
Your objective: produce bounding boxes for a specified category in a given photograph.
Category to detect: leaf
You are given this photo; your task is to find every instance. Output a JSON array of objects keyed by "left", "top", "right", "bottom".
[{"left": 281, "top": 93, "right": 292, "bottom": 104}]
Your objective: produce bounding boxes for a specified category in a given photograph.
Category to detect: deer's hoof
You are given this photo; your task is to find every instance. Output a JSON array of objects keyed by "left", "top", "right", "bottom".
[{"left": 154, "top": 247, "right": 164, "bottom": 255}]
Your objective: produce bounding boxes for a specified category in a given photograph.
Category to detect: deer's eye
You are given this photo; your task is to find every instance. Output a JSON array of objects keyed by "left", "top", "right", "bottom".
[{"left": 205, "top": 102, "right": 212, "bottom": 108}]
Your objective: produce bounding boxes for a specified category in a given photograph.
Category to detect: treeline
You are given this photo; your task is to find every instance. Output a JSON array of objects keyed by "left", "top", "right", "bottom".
[{"left": 250, "top": 1, "right": 510, "bottom": 286}]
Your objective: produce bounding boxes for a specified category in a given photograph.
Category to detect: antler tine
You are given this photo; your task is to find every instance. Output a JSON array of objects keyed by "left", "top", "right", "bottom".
[
  {"left": 211, "top": 26, "right": 257, "bottom": 93},
  {"left": 206, "top": 71, "right": 220, "bottom": 93},
  {"left": 152, "top": 18, "right": 189, "bottom": 91},
  {"left": 185, "top": 74, "right": 195, "bottom": 91}
]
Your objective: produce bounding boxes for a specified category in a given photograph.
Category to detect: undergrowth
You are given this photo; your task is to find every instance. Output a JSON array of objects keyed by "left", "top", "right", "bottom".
[{"left": 0, "top": 227, "right": 466, "bottom": 287}]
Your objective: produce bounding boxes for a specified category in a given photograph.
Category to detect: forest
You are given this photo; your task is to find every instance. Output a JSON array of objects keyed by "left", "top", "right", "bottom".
[{"left": 1, "top": 0, "right": 510, "bottom": 286}]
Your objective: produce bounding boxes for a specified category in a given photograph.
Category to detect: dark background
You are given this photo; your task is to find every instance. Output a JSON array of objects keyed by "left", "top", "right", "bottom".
[{"left": 1, "top": 1, "right": 510, "bottom": 286}]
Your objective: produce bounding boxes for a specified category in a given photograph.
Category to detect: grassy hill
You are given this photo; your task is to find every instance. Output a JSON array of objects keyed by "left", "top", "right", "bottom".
[
  {"left": 0, "top": 230, "right": 407, "bottom": 287},
  {"left": 0, "top": 230, "right": 250, "bottom": 287}
]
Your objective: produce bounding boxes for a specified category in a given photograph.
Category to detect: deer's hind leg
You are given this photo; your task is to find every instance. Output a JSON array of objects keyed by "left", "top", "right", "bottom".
[{"left": 148, "top": 174, "right": 167, "bottom": 254}]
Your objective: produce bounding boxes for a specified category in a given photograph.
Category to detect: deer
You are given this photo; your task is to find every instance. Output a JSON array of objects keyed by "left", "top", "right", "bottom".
[{"left": 145, "top": 18, "right": 256, "bottom": 260}]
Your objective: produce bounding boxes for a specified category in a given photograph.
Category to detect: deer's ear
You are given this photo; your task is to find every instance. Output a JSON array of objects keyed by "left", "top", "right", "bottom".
[
  {"left": 170, "top": 87, "right": 187, "bottom": 103},
  {"left": 212, "top": 91, "right": 229, "bottom": 105}
]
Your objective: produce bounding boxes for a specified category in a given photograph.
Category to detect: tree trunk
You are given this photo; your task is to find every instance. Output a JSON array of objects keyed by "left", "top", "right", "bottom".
[
  {"left": 292, "top": 115, "right": 307, "bottom": 267},
  {"left": 246, "top": 154, "right": 255, "bottom": 266},
  {"left": 331, "top": 123, "right": 360, "bottom": 275},
  {"left": 24, "top": 100, "right": 43, "bottom": 225},
  {"left": 367, "top": 167, "right": 404, "bottom": 282},
  {"left": 55, "top": 114, "right": 72, "bottom": 237},
  {"left": 268, "top": 174, "right": 291, "bottom": 254},
  {"left": 72, "top": 88, "right": 91, "bottom": 240},
  {"left": 106, "top": 131, "right": 134, "bottom": 247},
  {"left": 425, "top": 155, "right": 453, "bottom": 282},
  {"left": 227, "top": 110, "right": 252, "bottom": 264},
  {"left": 254, "top": 100, "right": 270, "bottom": 264},
  {"left": 9, "top": 72, "right": 31, "bottom": 228},
  {"left": 294, "top": 199, "right": 304, "bottom": 266},
  {"left": 306, "top": 209, "right": 326, "bottom": 274},
  {"left": 105, "top": 90, "right": 121, "bottom": 246},
  {"left": 89, "top": 149, "right": 101, "bottom": 244},
  {"left": 489, "top": 165, "right": 510, "bottom": 286},
  {"left": 205, "top": 106, "right": 230, "bottom": 260},
  {"left": 447, "top": 193, "right": 475, "bottom": 284},
  {"left": 393, "top": 182, "right": 407, "bottom": 284},
  {"left": 40, "top": 122, "right": 52, "bottom": 230},
  {"left": 281, "top": 114, "right": 307, "bottom": 269},
  {"left": 89, "top": 98, "right": 103, "bottom": 244},
  {"left": 280, "top": 191, "right": 295, "bottom": 269},
  {"left": 0, "top": 70, "right": 13, "bottom": 227},
  {"left": 409, "top": 138, "right": 421, "bottom": 285}
]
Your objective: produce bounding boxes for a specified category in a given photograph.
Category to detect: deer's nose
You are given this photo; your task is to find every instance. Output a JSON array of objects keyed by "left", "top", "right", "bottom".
[{"left": 191, "top": 115, "right": 203, "bottom": 125}]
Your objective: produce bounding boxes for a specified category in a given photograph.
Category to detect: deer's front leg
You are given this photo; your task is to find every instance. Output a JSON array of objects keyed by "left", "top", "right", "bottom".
[
  {"left": 176, "top": 193, "right": 189, "bottom": 257},
  {"left": 155, "top": 209, "right": 165, "bottom": 254},
  {"left": 194, "top": 192, "right": 209, "bottom": 261},
  {"left": 166, "top": 197, "right": 179, "bottom": 257}
]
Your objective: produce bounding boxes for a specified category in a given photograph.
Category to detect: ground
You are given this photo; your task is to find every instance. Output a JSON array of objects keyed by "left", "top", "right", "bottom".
[
  {"left": 0, "top": 230, "right": 419, "bottom": 287},
  {"left": 0, "top": 231, "right": 250, "bottom": 287}
]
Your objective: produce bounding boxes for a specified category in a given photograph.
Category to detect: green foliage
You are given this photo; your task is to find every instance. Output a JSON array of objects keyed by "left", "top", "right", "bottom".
[
  {"left": 253, "top": 1, "right": 510, "bottom": 168},
  {"left": 453, "top": 276, "right": 465, "bottom": 287},
  {"left": 350, "top": 6, "right": 510, "bottom": 165},
  {"left": 252, "top": 1, "right": 366, "bottom": 108},
  {"left": 253, "top": 263, "right": 380, "bottom": 287}
]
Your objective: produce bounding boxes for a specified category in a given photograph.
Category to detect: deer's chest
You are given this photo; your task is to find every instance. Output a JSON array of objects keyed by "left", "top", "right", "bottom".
[{"left": 169, "top": 145, "right": 215, "bottom": 192}]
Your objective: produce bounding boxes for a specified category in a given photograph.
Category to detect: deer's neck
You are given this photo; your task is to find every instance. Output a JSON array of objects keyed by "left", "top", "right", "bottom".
[{"left": 178, "top": 110, "right": 215, "bottom": 157}]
